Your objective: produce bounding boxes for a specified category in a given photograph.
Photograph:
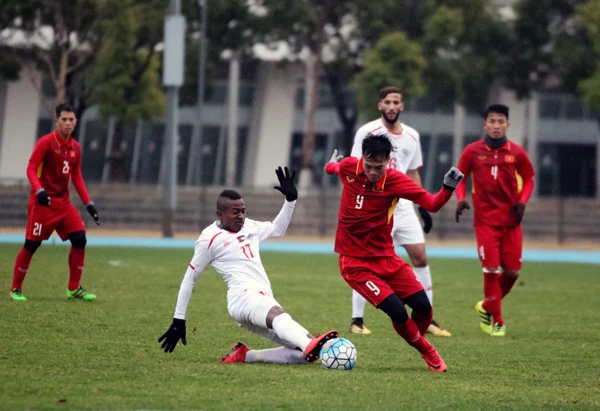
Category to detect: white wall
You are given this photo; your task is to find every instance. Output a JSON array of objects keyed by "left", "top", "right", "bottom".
[{"left": 0, "top": 73, "right": 41, "bottom": 180}]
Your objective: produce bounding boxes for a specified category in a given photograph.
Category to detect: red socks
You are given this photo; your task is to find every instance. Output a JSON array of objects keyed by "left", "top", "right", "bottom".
[
  {"left": 499, "top": 273, "right": 517, "bottom": 298},
  {"left": 411, "top": 309, "right": 433, "bottom": 336},
  {"left": 392, "top": 319, "right": 434, "bottom": 354},
  {"left": 482, "top": 271, "right": 503, "bottom": 325},
  {"left": 12, "top": 247, "right": 34, "bottom": 290},
  {"left": 68, "top": 247, "right": 86, "bottom": 291}
]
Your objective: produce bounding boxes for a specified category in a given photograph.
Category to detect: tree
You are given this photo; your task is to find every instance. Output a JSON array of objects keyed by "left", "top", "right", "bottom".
[
  {"left": 577, "top": 0, "right": 600, "bottom": 112},
  {"left": 0, "top": 0, "right": 100, "bottom": 115},
  {"left": 86, "top": 0, "right": 166, "bottom": 181},
  {"left": 352, "top": 32, "right": 427, "bottom": 119}
]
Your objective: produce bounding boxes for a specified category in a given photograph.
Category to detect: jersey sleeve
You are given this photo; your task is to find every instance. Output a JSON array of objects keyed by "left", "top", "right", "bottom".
[
  {"left": 408, "top": 133, "right": 423, "bottom": 170},
  {"left": 26, "top": 138, "right": 48, "bottom": 192},
  {"left": 517, "top": 148, "right": 535, "bottom": 204},
  {"left": 391, "top": 171, "right": 452, "bottom": 212},
  {"left": 254, "top": 200, "right": 297, "bottom": 241},
  {"left": 455, "top": 145, "right": 473, "bottom": 201},
  {"left": 174, "top": 237, "right": 212, "bottom": 320},
  {"left": 70, "top": 144, "right": 92, "bottom": 205},
  {"left": 350, "top": 127, "right": 368, "bottom": 158}
]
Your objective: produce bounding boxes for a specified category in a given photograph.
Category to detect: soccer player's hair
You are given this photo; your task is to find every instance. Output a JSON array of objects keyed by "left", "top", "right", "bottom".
[
  {"left": 379, "top": 86, "right": 402, "bottom": 100},
  {"left": 484, "top": 104, "right": 509, "bottom": 120},
  {"left": 217, "top": 189, "right": 242, "bottom": 211},
  {"left": 362, "top": 133, "right": 392, "bottom": 162},
  {"left": 55, "top": 103, "right": 77, "bottom": 118}
]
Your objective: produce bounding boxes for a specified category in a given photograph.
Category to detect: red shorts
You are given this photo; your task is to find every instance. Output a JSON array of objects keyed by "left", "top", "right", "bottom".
[
  {"left": 339, "top": 254, "right": 423, "bottom": 307},
  {"left": 475, "top": 225, "right": 522, "bottom": 271},
  {"left": 26, "top": 201, "right": 85, "bottom": 241}
]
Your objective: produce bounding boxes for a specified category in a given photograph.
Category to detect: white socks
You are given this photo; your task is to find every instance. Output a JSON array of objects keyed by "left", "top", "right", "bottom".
[
  {"left": 271, "top": 313, "right": 311, "bottom": 352},
  {"left": 246, "top": 347, "right": 306, "bottom": 364},
  {"left": 352, "top": 290, "right": 367, "bottom": 318},
  {"left": 414, "top": 265, "right": 433, "bottom": 305}
]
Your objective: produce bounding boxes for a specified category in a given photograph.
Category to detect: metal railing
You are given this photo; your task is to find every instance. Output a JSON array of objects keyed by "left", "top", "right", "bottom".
[{"left": 1, "top": 182, "right": 599, "bottom": 244}]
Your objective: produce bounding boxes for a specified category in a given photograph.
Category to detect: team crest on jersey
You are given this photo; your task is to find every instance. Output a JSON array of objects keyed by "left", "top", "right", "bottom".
[
  {"left": 505, "top": 155, "right": 515, "bottom": 163},
  {"left": 478, "top": 155, "right": 487, "bottom": 160},
  {"left": 70, "top": 151, "right": 76, "bottom": 157},
  {"left": 246, "top": 234, "right": 254, "bottom": 241},
  {"left": 401, "top": 149, "right": 409, "bottom": 156},
  {"left": 346, "top": 176, "right": 355, "bottom": 183}
]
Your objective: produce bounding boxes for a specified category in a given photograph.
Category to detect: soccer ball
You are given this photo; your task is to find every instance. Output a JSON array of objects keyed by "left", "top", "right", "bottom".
[{"left": 320, "top": 337, "right": 357, "bottom": 370}]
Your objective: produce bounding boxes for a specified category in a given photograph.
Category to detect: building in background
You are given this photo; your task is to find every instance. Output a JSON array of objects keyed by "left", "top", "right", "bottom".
[{"left": 0, "top": 59, "right": 598, "bottom": 198}]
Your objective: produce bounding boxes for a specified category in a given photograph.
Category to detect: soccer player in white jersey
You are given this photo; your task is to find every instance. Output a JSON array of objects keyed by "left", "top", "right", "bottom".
[
  {"left": 348, "top": 86, "right": 451, "bottom": 337},
  {"left": 158, "top": 167, "right": 338, "bottom": 364}
]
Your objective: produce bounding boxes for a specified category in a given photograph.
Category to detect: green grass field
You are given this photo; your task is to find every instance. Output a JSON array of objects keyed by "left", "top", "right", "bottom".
[{"left": 1, "top": 243, "right": 599, "bottom": 410}]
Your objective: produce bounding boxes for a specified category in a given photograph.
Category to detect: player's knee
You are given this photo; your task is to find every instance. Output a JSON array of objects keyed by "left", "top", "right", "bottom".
[
  {"left": 266, "top": 306, "right": 287, "bottom": 329},
  {"left": 377, "top": 294, "right": 409, "bottom": 324},
  {"left": 68, "top": 230, "right": 87, "bottom": 249},
  {"left": 403, "top": 290, "right": 431, "bottom": 317},
  {"left": 23, "top": 240, "right": 41, "bottom": 253},
  {"left": 411, "top": 253, "right": 428, "bottom": 267}
]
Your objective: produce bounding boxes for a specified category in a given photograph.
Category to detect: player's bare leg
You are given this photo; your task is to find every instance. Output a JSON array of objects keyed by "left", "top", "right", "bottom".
[{"left": 404, "top": 243, "right": 451, "bottom": 337}]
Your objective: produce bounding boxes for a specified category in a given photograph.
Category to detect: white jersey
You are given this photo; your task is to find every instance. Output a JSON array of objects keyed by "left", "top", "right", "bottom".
[
  {"left": 351, "top": 119, "right": 423, "bottom": 211},
  {"left": 174, "top": 200, "right": 296, "bottom": 319},
  {"left": 351, "top": 119, "right": 422, "bottom": 173}
]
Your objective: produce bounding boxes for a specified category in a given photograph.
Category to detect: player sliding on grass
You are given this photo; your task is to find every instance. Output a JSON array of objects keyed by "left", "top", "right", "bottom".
[
  {"left": 158, "top": 166, "right": 338, "bottom": 364},
  {"left": 455, "top": 104, "right": 535, "bottom": 337},
  {"left": 325, "top": 135, "right": 463, "bottom": 372}
]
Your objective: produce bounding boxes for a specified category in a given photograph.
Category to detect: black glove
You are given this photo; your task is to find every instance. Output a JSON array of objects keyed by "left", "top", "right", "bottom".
[
  {"left": 158, "top": 318, "right": 187, "bottom": 353},
  {"left": 273, "top": 166, "right": 298, "bottom": 201},
  {"left": 510, "top": 202, "right": 526, "bottom": 225},
  {"left": 455, "top": 200, "right": 471, "bottom": 223},
  {"left": 418, "top": 206, "right": 433, "bottom": 234},
  {"left": 36, "top": 189, "right": 51, "bottom": 206},
  {"left": 86, "top": 204, "right": 100, "bottom": 225}
]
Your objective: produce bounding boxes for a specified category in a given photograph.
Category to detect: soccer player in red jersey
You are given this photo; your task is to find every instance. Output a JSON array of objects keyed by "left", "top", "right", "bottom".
[
  {"left": 455, "top": 104, "right": 535, "bottom": 337},
  {"left": 325, "top": 134, "right": 464, "bottom": 372},
  {"left": 9, "top": 103, "right": 100, "bottom": 302}
]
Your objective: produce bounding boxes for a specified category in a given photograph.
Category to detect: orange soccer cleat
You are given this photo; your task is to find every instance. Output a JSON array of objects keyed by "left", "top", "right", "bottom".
[
  {"left": 421, "top": 348, "right": 448, "bottom": 373},
  {"left": 303, "top": 330, "right": 339, "bottom": 362},
  {"left": 219, "top": 341, "right": 249, "bottom": 363}
]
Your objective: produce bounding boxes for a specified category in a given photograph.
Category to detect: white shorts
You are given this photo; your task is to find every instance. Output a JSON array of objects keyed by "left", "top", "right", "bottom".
[
  {"left": 227, "top": 288, "right": 281, "bottom": 329},
  {"left": 391, "top": 201, "right": 425, "bottom": 246}
]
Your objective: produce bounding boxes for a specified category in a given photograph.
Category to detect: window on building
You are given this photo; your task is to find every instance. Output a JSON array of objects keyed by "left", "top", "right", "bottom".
[{"left": 538, "top": 142, "right": 596, "bottom": 197}]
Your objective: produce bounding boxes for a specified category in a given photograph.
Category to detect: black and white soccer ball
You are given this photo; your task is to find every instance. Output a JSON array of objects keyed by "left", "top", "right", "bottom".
[{"left": 319, "top": 337, "right": 357, "bottom": 370}]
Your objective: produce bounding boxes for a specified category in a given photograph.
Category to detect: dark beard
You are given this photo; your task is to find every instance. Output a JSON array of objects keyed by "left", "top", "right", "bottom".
[{"left": 381, "top": 110, "right": 399, "bottom": 124}]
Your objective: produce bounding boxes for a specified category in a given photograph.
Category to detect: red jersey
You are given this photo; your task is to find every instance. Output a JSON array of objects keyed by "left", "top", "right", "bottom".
[
  {"left": 26, "top": 130, "right": 91, "bottom": 206},
  {"left": 326, "top": 157, "right": 452, "bottom": 257},
  {"left": 455, "top": 139, "right": 534, "bottom": 227}
]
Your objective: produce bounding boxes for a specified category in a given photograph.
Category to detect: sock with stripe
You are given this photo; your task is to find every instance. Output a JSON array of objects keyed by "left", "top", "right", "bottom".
[{"left": 482, "top": 270, "right": 503, "bottom": 325}]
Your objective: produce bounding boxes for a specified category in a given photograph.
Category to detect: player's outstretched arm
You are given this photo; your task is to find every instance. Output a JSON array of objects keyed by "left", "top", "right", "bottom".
[
  {"left": 158, "top": 318, "right": 187, "bottom": 353},
  {"left": 273, "top": 166, "right": 297, "bottom": 201},
  {"left": 324, "top": 150, "right": 343, "bottom": 175}
]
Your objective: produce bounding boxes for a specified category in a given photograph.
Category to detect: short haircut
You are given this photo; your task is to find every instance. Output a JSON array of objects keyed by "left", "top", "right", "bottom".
[
  {"left": 55, "top": 103, "right": 76, "bottom": 118},
  {"left": 217, "top": 189, "right": 242, "bottom": 211},
  {"left": 379, "top": 86, "right": 402, "bottom": 100},
  {"left": 484, "top": 104, "right": 509, "bottom": 120},
  {"left": 362, "top": 133, "right": 392, "bottom": 162}
]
